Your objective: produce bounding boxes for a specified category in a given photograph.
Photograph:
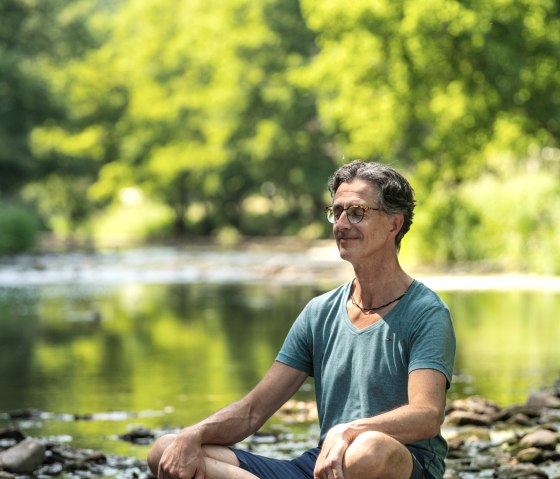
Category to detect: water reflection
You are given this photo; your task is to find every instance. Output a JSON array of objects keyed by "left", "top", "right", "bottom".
[
  {"left": 442, "top": 290, "right": 560, "bottom": 404},
  {"left": 0, "top": 282, "right": 559, "bottom": 456}
]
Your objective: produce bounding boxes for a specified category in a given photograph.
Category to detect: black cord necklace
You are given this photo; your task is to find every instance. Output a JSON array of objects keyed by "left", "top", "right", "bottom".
[{"left": 350, "top": 282, "right": 411, "bottom": 314}]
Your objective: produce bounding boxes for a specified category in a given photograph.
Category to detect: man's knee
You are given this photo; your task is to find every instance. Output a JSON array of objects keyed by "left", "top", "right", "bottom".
[
  {"left": 147, "top": 433, "right": 178, "bottom": 475},
  {"left": 344, "top": 431, "right": 412, "bottom": 479},
  {"left": 146, "top": 435, "right": 241, "bottom": 477}
]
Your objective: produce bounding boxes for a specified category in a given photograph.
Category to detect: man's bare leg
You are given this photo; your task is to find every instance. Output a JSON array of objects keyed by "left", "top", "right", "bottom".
[
  {"left": 147, "top": 434, "right": 258, "bottom": 479},
  {"left": 203, "top": 446, "right": 259, "bottom": 479},
  {"left": 343, "top": 431, "right": 414, "bottom": 479}
]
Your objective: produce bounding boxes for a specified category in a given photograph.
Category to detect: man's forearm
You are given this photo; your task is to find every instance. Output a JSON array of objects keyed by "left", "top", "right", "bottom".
[
  {"left": 342, "top": 402, "right": 442, "bottom": 445},
  {"left": 336, "top": 368, "right": 447, "bottom": 445},
  {"left": 178, "top": 362, "right": 309, "bottom": 447},
  {"left": 181, "top": 396, "right": 267, "bottom": 446}
]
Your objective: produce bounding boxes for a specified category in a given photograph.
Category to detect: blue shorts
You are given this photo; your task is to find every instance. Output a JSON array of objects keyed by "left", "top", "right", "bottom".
[{"left": 230, "top": 445, "right": 427, "bottom": 479}]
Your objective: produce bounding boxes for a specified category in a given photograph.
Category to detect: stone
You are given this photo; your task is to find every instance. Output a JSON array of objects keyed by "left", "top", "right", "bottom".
[
  {"left": 494, "top": 463, "right": 549, "bottom": 478},
  {"left": 517, "top": 447, "right": 544, "bottom": 463},
  {"left": 506, "top": 412, "right": 534, "bottom": 427},
  {"left": 7, "top": 409, "right": 42, "bottom": 420},
  {"left": 0, "top": 429, "right": 26, "bottom": 443},
  {"left": 527, "top": 390, "right": 560, "bottom": 409},
  {"left": 119, "top": 427, "right": 155, "bottom": 445},
  {"left": 0, "top": 438, "right": 46, "bottom": 474},
  {"left": 48, "top": 443, "right": 106, "bottom": 464},
  {"left": 444, "top": 410, "right": 493, "bottom": 427},
  {"left": 520, "top": 429, "right": 558, "bottom": 450},
  {"left": 448, "top": 396, "right": 502, "bottom": 416}
]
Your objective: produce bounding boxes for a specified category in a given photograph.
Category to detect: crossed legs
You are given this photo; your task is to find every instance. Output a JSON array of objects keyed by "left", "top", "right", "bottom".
[{"left": 148, "top": 431, "right": 418, "bottom": 479}]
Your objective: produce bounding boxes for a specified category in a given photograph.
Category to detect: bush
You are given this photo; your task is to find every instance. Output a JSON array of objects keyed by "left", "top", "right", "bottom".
[
  {"left": 0, "top": 205, "right": 40, "bottom": 254},
  {"left": 408, "top": 167, "right": 560, "bottom": 274},
  {"left": 459, "top": 172, "right": 560, "bottom": 274}
]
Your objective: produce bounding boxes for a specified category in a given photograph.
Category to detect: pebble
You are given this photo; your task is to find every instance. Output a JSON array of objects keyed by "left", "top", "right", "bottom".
[{"left": 520, "top": 429, "right": 558, "bottom": 450}]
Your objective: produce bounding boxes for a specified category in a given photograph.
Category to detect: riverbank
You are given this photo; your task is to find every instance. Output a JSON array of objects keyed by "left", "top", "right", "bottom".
[
  {"left": 1, "top": 381, "right": 559, "bottom": 479},
  {"left": 1, "top": 242, "right": 560, "bottom": 291}
]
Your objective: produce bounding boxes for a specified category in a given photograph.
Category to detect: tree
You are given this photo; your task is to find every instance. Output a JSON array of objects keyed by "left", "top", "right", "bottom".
[
  {"left": 299, "top": 0, "right": 560, "bottom": 175},
  {"left": 88, "top": 0, "right": 334, "bottom": 236},
  {"left": 298, "top": 0, "right": 560, "bottom": 263},
  {"left": 0, "top": 0, "right": 120, "bottom": 238}
]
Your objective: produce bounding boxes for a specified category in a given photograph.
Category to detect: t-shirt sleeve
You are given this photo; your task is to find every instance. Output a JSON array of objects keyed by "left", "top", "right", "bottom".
[
  {"left": 276, "top": 302, "right": 314, "bottom": 376},
  {"left": 408, "top": 304, "right": 456, "bottom": 388}
]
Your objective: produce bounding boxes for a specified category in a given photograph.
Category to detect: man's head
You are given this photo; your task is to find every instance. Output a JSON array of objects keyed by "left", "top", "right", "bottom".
[{"left": 328, "top": 160, "right": 415, "bottom": 251}]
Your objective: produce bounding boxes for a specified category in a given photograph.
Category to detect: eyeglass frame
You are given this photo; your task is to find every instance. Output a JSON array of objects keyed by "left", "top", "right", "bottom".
[{"left": 324, "top": 204, "right": 382, "bottom": 224}]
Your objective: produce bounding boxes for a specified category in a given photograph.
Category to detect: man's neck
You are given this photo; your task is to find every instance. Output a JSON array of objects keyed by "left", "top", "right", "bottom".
[{"left": 352, "top": 259, "right": 412, "bottom": 306}]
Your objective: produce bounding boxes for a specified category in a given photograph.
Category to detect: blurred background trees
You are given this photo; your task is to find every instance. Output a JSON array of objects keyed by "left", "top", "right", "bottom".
[{"left": 1, "top": 0, "right": 559, "bottom": 272}]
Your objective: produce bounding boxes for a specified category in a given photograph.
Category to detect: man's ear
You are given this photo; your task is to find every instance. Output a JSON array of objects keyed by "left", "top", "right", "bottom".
[{"left": 389, "top": 213, "right": 404, "bottom": 239}]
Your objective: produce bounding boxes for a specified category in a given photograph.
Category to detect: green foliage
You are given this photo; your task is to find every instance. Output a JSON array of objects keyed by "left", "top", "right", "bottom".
[
  {"left": 91, "top": 197, "right": 174, "bottom": 246},
  {"left": 410, "top": 162, "right": 560, "bottom": 273},
  {"left": 0, "top": 0, "right": 107, "bottom": 195},
  {"left": 3, "top": 0, "right": 560, "bottom": 272},
  {"left": 299, "top": 0, "right": 560, "bottom": 179},
  {"left": 0, "top": 204, "right": 39, "bottom": 254},
  {"left": 458, "top": 168, "right": 560, "bottom": 273}
]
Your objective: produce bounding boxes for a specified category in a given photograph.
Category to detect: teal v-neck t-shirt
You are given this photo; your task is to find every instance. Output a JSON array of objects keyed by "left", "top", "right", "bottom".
[{"left": 276, "top": 279, "right": 456, "bottom": 479}]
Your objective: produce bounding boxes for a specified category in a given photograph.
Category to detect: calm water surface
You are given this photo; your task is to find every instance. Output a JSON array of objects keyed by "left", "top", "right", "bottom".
[{"left": 1, "top": 252, "right": 559, "bottom": 460}]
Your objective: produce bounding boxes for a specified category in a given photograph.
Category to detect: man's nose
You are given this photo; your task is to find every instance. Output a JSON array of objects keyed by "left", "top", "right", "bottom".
[{"left": 334, "top": 210, "right": 352, "bottom": 227}]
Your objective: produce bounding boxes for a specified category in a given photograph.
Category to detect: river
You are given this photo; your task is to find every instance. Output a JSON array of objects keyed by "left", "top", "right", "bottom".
[{"left": 1, "top": 244, "right": 559, "bottom": 461}]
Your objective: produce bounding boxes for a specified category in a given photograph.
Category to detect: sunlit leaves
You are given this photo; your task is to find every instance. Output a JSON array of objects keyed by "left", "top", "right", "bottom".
[
  {"left": 4, "top": 0, "right": 560, "bottom": 268},
  {"left": 30, "top": 125, "right": 106, "bottom": 161}
]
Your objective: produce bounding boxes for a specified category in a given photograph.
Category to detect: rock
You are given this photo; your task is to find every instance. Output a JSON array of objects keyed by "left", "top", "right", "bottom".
[
  {"left": 491, "top": 405, "right": 543, "bottom": 425},
  {"left": 542, "top": 450, "right": 560, "bottom": 462},
  {"left": 0, "top": 438, "right": 46, "bottom": 474},
  {"left": 0, "top": 428, "right": 26, "bottom": 445},
  {"left": 38, "top": 462, "right": 64, "bottom": 475},
  {"left": 494, "top": 463, "right": 549, "bottom": 478},
  {"left": 7, "top": 409, "right": 42, "bottom": 420},
  {"left": 447, "top": 396, "right": 502, "bottom": 416},
  {"left": 471, "top": 455, "right": 498, "bottom": 469},
  {"left": 526, "top": 390, "right": 560, "bottom": 409},
  {"left": 119, "top": 428, "right": 155, "bottom": 445},
  {"left": 443, "top": 471, "right": 461, "bottom": 479},
  {"left": 506, "top": 412, "right": 535, "bottom": 427},
  {"left": 520, "top": 429, "right": 558, "bottom": 450},
  {"left": 444, "top": 410, "right": 493, "bottom": 427},
  {"left": 444, "top": 426, "right": 492, "bottom": 444},
  {"left": 47, "top": 443, "right": 106, "bottom": 464},
  {"left": 73, "top": 413, "right": 94, "bottom": 421},
  {"left": 278, "top": 399, "right": 318, "bottom": 424},
  {"left": 517, "top": 447, "right": 544, "bottom": 463},
  {"left": 0, "top": 432, "right": 151, "bottom": 479}
]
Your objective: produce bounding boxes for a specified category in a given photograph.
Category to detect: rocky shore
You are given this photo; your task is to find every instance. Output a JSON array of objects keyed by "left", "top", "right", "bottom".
[
  {"left": 0, "top": 427, "right": 149, "bottom": 479},
  {"left": 1, "top": 382, "right": 559, "bottom": 479},
  {"left": 443, "top": 382, "right": 560, "bottom": 479}
]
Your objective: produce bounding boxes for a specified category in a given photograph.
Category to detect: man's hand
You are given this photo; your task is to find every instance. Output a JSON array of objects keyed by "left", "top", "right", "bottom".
[
  {"left": 313, "top": 424, "right": 353, "bottom": 479},
  {"left": 157, "top": 430, "right": 205, "bottom": 479}
]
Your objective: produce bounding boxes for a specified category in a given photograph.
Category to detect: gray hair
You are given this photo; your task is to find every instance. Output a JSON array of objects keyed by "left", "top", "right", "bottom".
[{"left": 328, "top": 160, "right": 415, "bottom": 250}]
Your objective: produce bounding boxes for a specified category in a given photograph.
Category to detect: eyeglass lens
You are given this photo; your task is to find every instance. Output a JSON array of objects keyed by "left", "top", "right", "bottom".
[{"left": 328, "top": 206, "right": 365, "bottom": 224}]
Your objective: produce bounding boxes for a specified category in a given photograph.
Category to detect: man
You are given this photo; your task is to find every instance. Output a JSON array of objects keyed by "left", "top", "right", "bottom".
[{"left": 148, "top": 160, "right": 456, "bottom": 479}]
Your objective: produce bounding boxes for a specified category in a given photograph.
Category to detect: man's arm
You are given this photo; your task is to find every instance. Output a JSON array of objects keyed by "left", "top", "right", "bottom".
[
  {"left": 314, "top": 368, "right": 447, "bottom": 479},
  {"left": 156, "top": 361, "right": 308, "bottom": 479},
  {"left": 337, "top": 368, "right": 447, "bottom": 443}
]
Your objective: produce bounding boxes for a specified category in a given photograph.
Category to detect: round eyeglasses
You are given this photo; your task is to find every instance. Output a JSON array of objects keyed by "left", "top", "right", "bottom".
[{"left": 324, "top": 205, "right": 381, "bottom": 224}]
